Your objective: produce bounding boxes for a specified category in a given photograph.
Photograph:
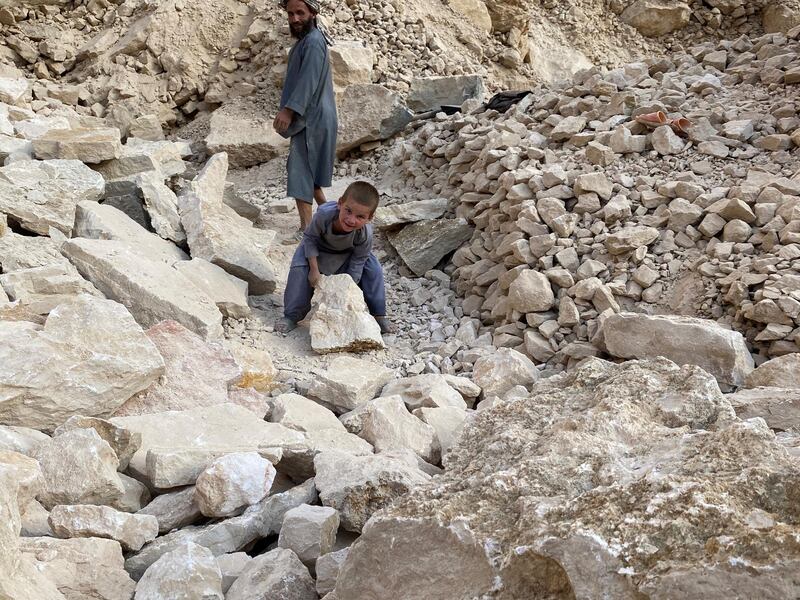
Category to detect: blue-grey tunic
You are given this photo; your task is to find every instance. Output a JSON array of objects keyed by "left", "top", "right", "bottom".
[{"left": 280, "top": 27, "right": 337, "bottom": 203}]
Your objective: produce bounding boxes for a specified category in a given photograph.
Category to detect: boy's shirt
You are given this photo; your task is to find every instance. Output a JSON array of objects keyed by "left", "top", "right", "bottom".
[{"left": 301, "top": 201, "right": 373, "bottom": 283}]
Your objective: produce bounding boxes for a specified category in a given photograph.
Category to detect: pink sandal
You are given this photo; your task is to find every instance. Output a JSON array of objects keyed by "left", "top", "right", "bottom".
[{"left": 634, "top": 111, "right": 668, "bottom": 128}]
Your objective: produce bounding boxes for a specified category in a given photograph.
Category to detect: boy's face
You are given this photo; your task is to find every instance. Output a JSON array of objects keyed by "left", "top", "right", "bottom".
[{"left": 336, "top": 196, "right": 373, "bottom": 233}]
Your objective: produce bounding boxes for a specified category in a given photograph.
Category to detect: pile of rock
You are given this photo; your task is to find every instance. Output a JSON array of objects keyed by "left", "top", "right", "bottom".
[{"left": 381, "top": 25, "right": 800, "bottom": 385}]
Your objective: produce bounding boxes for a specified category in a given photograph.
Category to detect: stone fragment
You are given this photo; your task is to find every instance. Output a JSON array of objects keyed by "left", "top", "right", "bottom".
[
  {"left": 473, "top": 348, "right": 539, "bottom": 398},
  {"left": 53, "top": 415, "right": 141, "bottom": 471},
  {"left": 388, "top": 218, "right": 473, "bottom": 276},
  {"left": 651, "top": 125, "right": 686, "bottom": 155},
  {"left": 341, "top": 395, "right": 440, "bottom": 463},
  {"left": 621, "top": 0, "right": 690, "bottom": 36},
  {"left": 111, "top": 403, "right": 302, "bottom": 482},
  {"left": 94, "top": 139, "right": 187, "bottom": 180},
  {"left": 114, "top": 320, "right": 241, "bottom": 416},
  {"left": 33, "top": 428, "right": 124, "bottom": 510},
  {"left": 407, "top": 75, "right": 484, "bottom": 112},
  {"left": 381, "top": 374, "right": 467, "bottom": 410},
  {"left": 316, "top": 547, "right": 349, "bottom": 596},
  {"left": 178, "top": 153, "right": 277, "bottom": 294},
  {"left": 413, "top": 406, "right": 469, "bottom": 456},
  {"left": 217, "top": 552, "right": 253, "bottom": 594},
  {"left": 601, "top": 312, "right": 754, "bottom": 387},
  {"left": 314, "top": 450, "right": 431, "bottom": 532},
  {"left": 308, "top": 355, "right": 395, "bottom": 413},
  {"left": 0, "top": 450, "right": 43, "bottom": 507},
  {"left": 62, "top": 239, "right": 223, "bottom": 340},
  {"left": 0, "top": 77, "right": 29, "bottom": 104},
  {"left": 0, "top": 264, "right": 102, "bottom": 315},
  {"left": 744, "top": 354, "right": 800, "bottom": 389},
  {"left": 137, "top": 172, "right": 185, "bottom": 244},
  {"left": 278, "top": 504, "right": 340, "bottom": 568},
  {"left": 508, "top": 269, "right": 554, "bottom": 312},
  {"left": 728, "top": 387, "right": 800, "bottom": 431},
  {"left": 18, "top": 536, "right": 135, "bottom": 600},
  {"left": 173, "top": 258, "right": 250, "bottom": 318},
  {"left": 337, "top": 84, "right": 413, "bottom": 153},
  {"left": 225, "top": 340, "right": 278, "bottom": 393},
  {"left": 574, "top": 172, "right": 613, "bottom": 201},
  {"left": 205, "top": 100, "right": 289, "bottom": 168},
  {"left": 0, "top": 295, "right": 164, "bottom": 431},
  {"left": 271, "top": 393, "right": 345, "bottom": 432},
  {"left": 111, "top": 473, "right": 150, "bottom": 513},
  {"left": 32, "top": 127, "right": 122, "bottom": 163},
  {"left": 137, "top": 486, "right": 202, "bottom": 533},
  {"left": 135, "top": 542, "right": 223, "bottom": 600},
  {"left": 278, "top": 427, "right": 373, "bottom": 481},
  {"left": 49, "top": 504, "right": 158, "bottom": 551},
  {"left": 0, "top": 159, "right": 104, "bottom": 235},
  {"left": 194, "top": 452, "right": 276, "bottom": 518},
  {"left": 605, "top": 226, "right": 660, "bottom": 254},
  {"left": 226, "top": 547, "right": 317, "bottom": 600},
  {"left": 0, "top": 425, "right": 49, "bottom": 456},
  {"left": 309, "top": 274, "right": 385, "bottom": 354},
  {"left": 550, "top": 116, "right": 586, "bottom": 142},
  {"left": 374, "top": 198, "right": 449, "bottom": 228}
]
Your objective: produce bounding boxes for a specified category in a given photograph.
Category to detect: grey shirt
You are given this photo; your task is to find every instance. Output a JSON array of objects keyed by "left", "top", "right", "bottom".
[{"left": 301, "top": 201, "right": 372, "bottom": 283}]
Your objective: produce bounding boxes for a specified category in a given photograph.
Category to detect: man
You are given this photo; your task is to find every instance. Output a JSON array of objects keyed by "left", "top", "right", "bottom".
[{"left": 274, "top": 0, "right": 337, "bottom": 241}]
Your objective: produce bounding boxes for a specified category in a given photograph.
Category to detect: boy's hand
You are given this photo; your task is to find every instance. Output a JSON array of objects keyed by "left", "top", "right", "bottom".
[
  {"left": 308, "top": 270, "right": 321, "bottom": 288},
  {"left": 273, "top": 108, "right": 294, "bottom": 134}
]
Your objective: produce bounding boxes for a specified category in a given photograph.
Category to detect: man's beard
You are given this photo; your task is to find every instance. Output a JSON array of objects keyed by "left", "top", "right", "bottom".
[{"left": 290, "top": 17, "right": 314, "bottom": 39}]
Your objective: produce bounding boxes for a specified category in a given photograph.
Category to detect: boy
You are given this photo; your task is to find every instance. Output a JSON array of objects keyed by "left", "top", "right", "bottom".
[{"left": 276, "top": 181, "right": 392, "bottom": 334}]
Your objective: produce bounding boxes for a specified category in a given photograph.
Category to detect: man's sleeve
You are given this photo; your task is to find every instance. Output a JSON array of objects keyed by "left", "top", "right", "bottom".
[
  {"left": 346, "top": 226, "right": 373, "bottom": 284},
  {"left": 284, "top": 39, "right": 326, "bottom": 118}
]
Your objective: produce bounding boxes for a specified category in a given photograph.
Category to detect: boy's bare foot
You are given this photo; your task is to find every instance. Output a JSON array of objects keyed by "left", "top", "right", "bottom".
[
  {"left": 374, "top": 316, "right": 394, "bottom": 335},
  {"left": 275, "top": 317, "right": 297, "bottom": 333}
]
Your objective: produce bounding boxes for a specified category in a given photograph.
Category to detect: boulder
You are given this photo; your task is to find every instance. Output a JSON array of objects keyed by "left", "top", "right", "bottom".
[
  {"left": 178, "top": 154, "right": 277, "bottom": 294},
  {"left": 278, "top": 504, "right": 340, "bottom": 568},
  {"left": 206, "top": 100, "right": 289, "bottom": 168},
  {"left": 407, "top": 75, "right": 485, "bottom": 112},
  {"left": 0, "top": 295, "right": 164, "bottom": 431},
  {"left": 336, "top": 84, "right": 413, "bottom": 153},
  {"left": 484, "top": 0, "right": 529, "bottom": 32},
  {"left": 651, "top": 125, "right": 686, "bottom": 155},
  {"left": 763, "top": 2, "right": 800, "bottom": 33},
  {"left": 621, "top": 0, "right": 691, "bottom": 36},
  {"left": 194, "top": 452, "right": 276, "bottom": 517},
  {"left": 224, "top": 340, "right": 278, "bottom": 393},
  {"left": 112, "top": 473, "right": 151, "bottom": 513},
  {"left": 744, "top": 354, "right": 800, "bottom": 389},
  {"left": 0, "top": 425, "right": 49, "bottom": 456},
  {"left": 93, "top": 139, "right": 186, "bottom": 181},
  {"left": 373, "top": 198, "right": 449, "bottom": 229},
  {"left": 307, "top": 355, "right": 394, "bottom": 413},
  {"left": 0, "top": 77, "right": 30, "bottom": 104},
  {"left": 605, "top": 226, "right": 660, "bottom": 254},
  {"left": 448, "top": 0, "right": 492, "bottom": 31},
  {"left": 49, "top": 504, "right": 158, "bottom": 551},
  {"left": 53, "top": 415, "right": 141, "bottom": 471},
  {"left": 271, "top": 393, "right": 345, "bottom": 432},
  {"left": 0, "top": 230, "right": 76, "bottom": 275},
  {"left": 330, "top": 42, "right": 374, "bottom": 93},
  {"left": 31, "top": 127, "right": 122, "bottom": 163},
  {"left": 137, "top": 486, "right": 202, "bottom": 534},
  {"left": 309, "top": 274, "right": 385, "bottom": 354},
  {"left": 110, "top": 403, "right": 303, "bottom": 482},
  {"left": 316, "top": 547, "right": 350, "bottom": 596},
  {"left": 413, "top": 406, "right": 469, "bottom": 456},
  {"left": 472, "top": 348, "right": 539, "bottom": 398},
  {"left": 388, "top": 218, "right": 473, "bottom": 276},
  {"left": 0, "top": 264, "right": 102, "bottom": 315},
  {"left": 135, "top": 542, "right": 223, "bottom": 600},
  {"left": 18, "top": 536, "right": 135, "bottom": 600},
  {"left": 550, "top": 116, "right": 587, "bottom": 142},
  {"left": 0, "top": 159, "right": 104, "bottom": 235},
  {"left": 600, "top": 312, "right": 754, "bottom": 387},
  {"left": 33, "top": 428, "right": 125, "bottom": 509},
  {"left": 62, "top": 238, "right": 224, "bottom": 340},
  {"left": 508, "top": 269, "right": 554, "bottom": 313},
  {"left": 172, "top": 258, "right": 250, "bottom": 318},
  {"left": 113, "top": 320, "right": 241, "bottom": 416},
  {"left": 216, "top": 552, "right": 253, "bottom": 594},
  {"left": 381, "top": 374, "right": 467, "bottom": 410},
  {"left": 226, "top": 548, "right": 317, "bottom": 600},
  {"left": 728, "top": 387, "right": 800, "bottom": 431},
  {"left": 0, "top": 450, "right": 43, "bottom": 507},
  {"left": 278, "top": 427, "right": 373, "bottom": 481},
  {"left": 137, "top": 172, "right": 185, "bottom": 244}
]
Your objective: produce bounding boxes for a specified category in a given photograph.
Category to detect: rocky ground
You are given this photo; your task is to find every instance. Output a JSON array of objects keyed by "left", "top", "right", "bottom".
[{"left": 2, "top": 0, "right": 800, "bottom": 599}]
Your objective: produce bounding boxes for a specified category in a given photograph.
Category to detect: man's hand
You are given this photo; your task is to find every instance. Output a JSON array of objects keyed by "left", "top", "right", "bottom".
[
  {"left": 273, "top": 107, "right": 294, "bottom": 134},
  {"left": 308, "top": 269, "right": 321, "bottom": 288}
]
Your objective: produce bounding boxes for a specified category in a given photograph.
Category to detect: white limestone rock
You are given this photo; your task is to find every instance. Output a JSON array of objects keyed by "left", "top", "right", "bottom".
[
  {"left": 53, "top": 415, "right": 141, "bottom": 471},
  {"left": 413, "top": 406, "right": 469, "bottom": 456},
  {"left": 508, "top": 269, "right": 555, "bottom": 313},
  {"left": 173, "top": 258, "right": 250, "bottom": 319},
  {"left": 388, "top": 218, "right": 473, "bottom": 277},
  {"left": 278, "top": 504, "right": 340, "bottom": 568},
  {"left": 135, "top": 542, "right": 223, "bottom": 600},
  {"left": 271, "top": 393, "right": 346, "bottom": 432},
  {"left": 31, "top": 127, "right": 122, "bottom": 163},
  {"left": 316, "top": 547, "right": 350, "bottom": 596},
  {"left": 373, "top": 198, "right": 448, "bottom": 229},
  {"left": 49, "top": 504, "right": 159, "bottom": 551},
  {"left": 744, "top": 354, "right": 800, "bottom": 389},
  {"left": 0, "top": 450, "right": 43, "bottom": 508},
  {"left": 0, "top": 425, "right": 49, "bottom": 456},
  {"left": 137, "top": 171, "right": 186, "bottom": 244},
  {"left": 278, "top": 427, "right": 373, "bottom": 481},
  {"left": 194, "top": 452, "right": 277, "bottom": 518},
  {"left": 225, "top": 548, "right": 317, "bottom": 600},
  {"left": 337, "top": 84, "right": 413, "bottom": 153},
  {"left": 0, "top": 264, "right": 103, "bottom": 315},
  {"left": 381, "top": 374, "right": 467, "bottom": 410},
  {"left": 307, "top": 355, "right": 395, "bottom": 413},
  {"left": 137, "top": 486, "right": 202, "bottom": 534},
  {"left": 472, "top": 348, "right": 539, "bottom": 398},
  {"left": 216, "top": 552, "right": 253, "bottom": 594}
]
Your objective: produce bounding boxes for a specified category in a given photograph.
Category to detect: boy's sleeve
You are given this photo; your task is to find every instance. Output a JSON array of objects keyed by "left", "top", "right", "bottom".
[
  {"left": 303, "top": 209, "right": 326, "bottom": 259},
  {"left": 283, "top": 39, "right": 326, "bottom": 118},
  {"left": 345, "top": 225, "right": 373, "bottom": 284}
]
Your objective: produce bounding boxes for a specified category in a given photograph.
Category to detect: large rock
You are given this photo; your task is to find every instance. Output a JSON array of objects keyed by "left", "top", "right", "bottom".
[
  {"left": 744, "top": 354, "right": 800, "bottom": 389},
  {"left": 448, "top": 0, "right": 492, "bottom": 31},
  {"left": 341, "top": 396, "right": 440, "bottom": 463},
  {"left": 0, "top": 264, "right": 102, "bottom": 315},
  {"left": 600, "top": 312, "right": 754, "bottom": 388},
  {"left": 0, "top": 76, "right": 30, "bottom": 104},
  {"left": 271, "top": 393, "right": 346, "bottom": 432},
  {"left": 278, "top": 427, "right": 373, "bottom": 481},
  {"left": 388, "top": 218, "right": 473, "bottom": 276},
  {"left": 508, "top": 269, "right": 554, "bottom": 313},
  {"left": 0, "top": 295, "right": 164, "bottom": 431},
  {"left": 53, "top": 415, "right": 141, "bottom": 471},
  {"left": 413, "top": 406, "right": 469, "bottom": 456},
  {"left": 49, "top": 504, "right": 159, "bottom": 551},
  {"left": 373, "top": 198, "right": 449, "bottom": 229},
  {"left": 135, "top": 542, "right": 223, "bottom": 600},
  {"left": 225, "top": 340, "right": 278, "bottom": 393},
  {"left": 604, "top": 226, "right": 660, "bottom": 254},
  {"left": 18, "top": 536, "right": 135, "bottom": 600},
  {"left": 0, "top": 159, "right": 104, "bottom": 235},
  {"left": 484, "top": 0, "right": 529, "bottom": 32},
  {"left": 72, "top": 201, "right": 188, "bottom": 265},
  {"left": 621, "top": 0, "right": 691, "bottom": 36},
  {"left": 137, "top": 172, "right": 186, "bottom": 244},
  {"left": 178, "top": 153, "right": 277, "bottom": 294},
  {"left": 62, "top": 238, "right": 224, "bottom": 340},
  {"left": 381, "top": 374, "right": 467, "bottom": 411},
  {"left": 315, "top": 547, "right": 349, "bottom": 596},
  {"left": 194, "top": 452, "right": 276, "bottom": 517},
  {"left": 113, "top": 320, "right": 241, "bottom": 416},
  {"left": 472, "top": 348, "right": 539, "bottom": 398},
  {"left": 309, "top": 274, "right": 385, "bottom": 354},
  {"left": 0, "top": 230, "right": 77, "bottom": 275},
  {"left": 172, "top": 258, "right": 250, "bottom": 318},
  {"left": 307, "top": 356, "right": 394, "bottom": 413},
  {"left": 313, "top": 451, "right": 431, "bottom": 532},
  {"left": 137, "top": 486, "right": 202, "bottom": 534},
  {"left": 337, "top": 84, "right": 413, "bottom": 153},
  {"left": 407, "top": 75, "right": 484, "bottom": 112},
  {"left": 110, "top": 403, "right": 304, "bottom": 482},
  {"left": 763, "top": 2, "right": 800, "bottom": 33},
  {"left": 277, "top": 504, "right": 340, "bottom": 568},
  {"left": 330, "top": 42, "right": 374, "bottom": 93},
  {"left": 728, "top": 387, "right": 800, "bottom": 431},
  {"left": 226, "top": 548, "right": 317, "bottom": 600},
  {"left": 0, "top": 450, "right": 43, "bottom": 507},
  {"left": 33, "top": 428, "right": 125, "bottom": 510},
  {"left": 32, "top": 127, "right": 122, "bottom": 163},
  {"left": 0, "top": 425, "right": 49, "bottom": 456},
  {"left": 205, "top": 100, "right": 289, "bottom": 168},
  {"left": 93, "top": 138, "right": 187, "bottom": 180}
]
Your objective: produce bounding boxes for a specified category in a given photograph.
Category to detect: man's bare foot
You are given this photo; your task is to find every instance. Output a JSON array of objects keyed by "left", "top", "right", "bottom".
[
  {"left": 374, "top": 316, "right": 394, "bottom": 335},
  {"left": 275, "top": 317, "right": 297, "bottom": 333}
]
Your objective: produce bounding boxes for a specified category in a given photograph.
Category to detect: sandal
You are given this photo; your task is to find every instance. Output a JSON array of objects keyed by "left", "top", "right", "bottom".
[
  {"left": 275, "top": 317, "right": 297, "bottom": 333},
  {"left": 634, "top": 111, "right": 668, "bottom": 128},
  {"left": 669, "top": 117, "right": 692, "bottom": 136},
  {"left": 374, "top": 316, "right": 395, "bottom": 335}
]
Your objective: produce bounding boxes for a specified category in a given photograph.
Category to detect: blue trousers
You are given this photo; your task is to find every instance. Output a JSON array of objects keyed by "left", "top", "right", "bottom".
[{"left": 283, "top": 250, "right": 386, "bottom": 322}]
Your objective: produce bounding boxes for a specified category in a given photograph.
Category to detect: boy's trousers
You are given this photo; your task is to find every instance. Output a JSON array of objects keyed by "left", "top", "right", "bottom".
[{"left": 283, "top": 247, "right": 386, "bottom": 322}]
